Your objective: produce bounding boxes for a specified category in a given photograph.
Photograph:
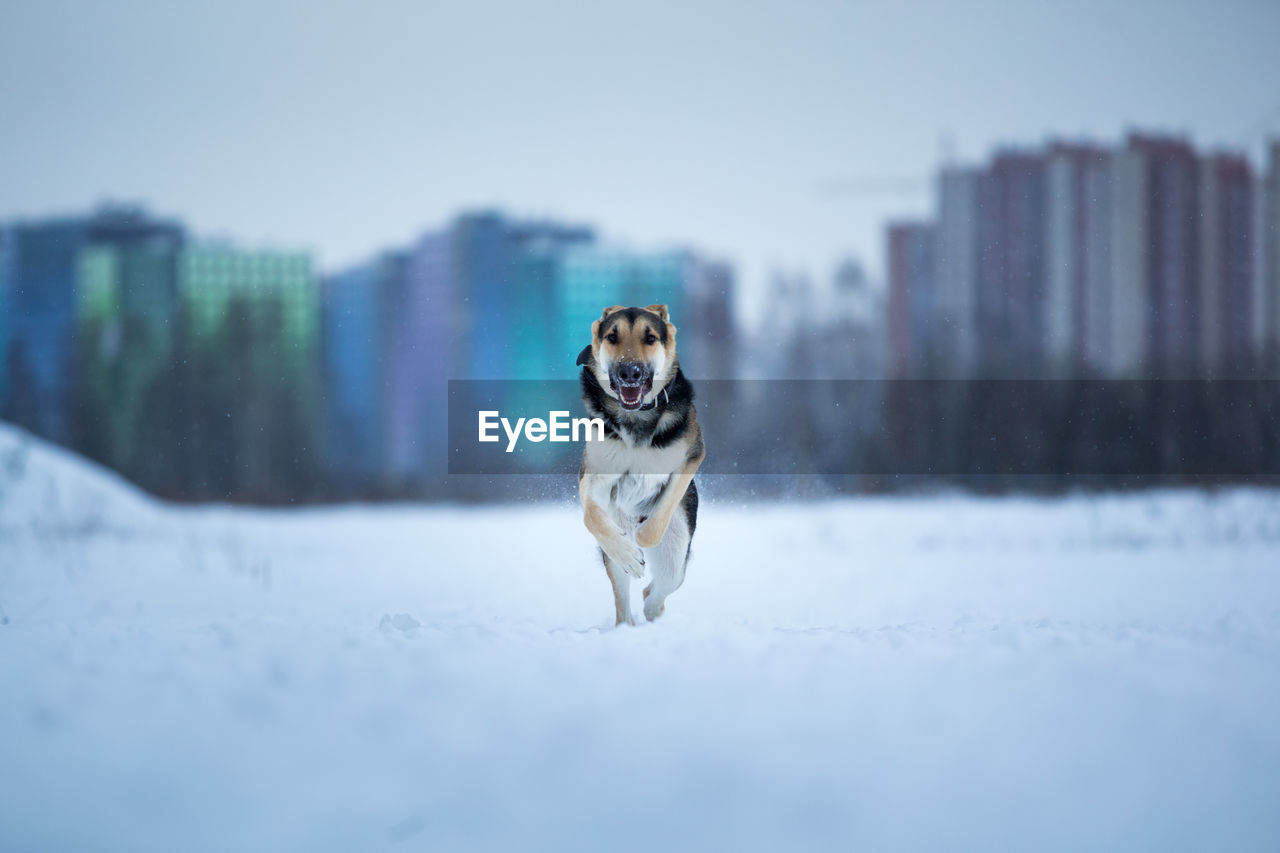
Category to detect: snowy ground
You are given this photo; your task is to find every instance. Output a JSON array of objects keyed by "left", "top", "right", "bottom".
[{"left": 2, "top": 424, "right": 1279, "bottom": 852}]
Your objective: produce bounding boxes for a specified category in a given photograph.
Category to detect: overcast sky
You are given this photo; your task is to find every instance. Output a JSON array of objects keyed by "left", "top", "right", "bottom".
[{"left": 2, "top": 0, "right": 1278, "bottom": 317}]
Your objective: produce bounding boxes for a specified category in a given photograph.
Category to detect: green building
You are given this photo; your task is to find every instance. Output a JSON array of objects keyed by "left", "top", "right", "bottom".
[
  {"left": 77, "top": 235, "right": 182, "bottom": 473},
  {"left": 179, "top": 245, "right": 317, "bottom": 358},
  {"left": 176, "top": 244, "right": 321, "bottom": 498}
]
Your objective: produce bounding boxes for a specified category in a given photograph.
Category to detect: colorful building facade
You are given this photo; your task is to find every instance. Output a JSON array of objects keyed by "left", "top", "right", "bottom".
[
  {"left": 76, "top": 222, "right": 184, "bottom": 472},
  {"left": 176, "top": 243, "right": 320, "bottom": 497},
  {"left": 0, "top": 219, "right": 89, "bottom": 443},
  {"left": 322, "top": 253, "right": 405, "bottom": 489},
  {"left": 552, "top": 247, "right": 690, "bottom": 378}
]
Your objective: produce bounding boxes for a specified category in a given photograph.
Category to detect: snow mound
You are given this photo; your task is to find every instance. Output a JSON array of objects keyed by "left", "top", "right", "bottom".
[{"left": 0, "top": 421, "right": 158, "bottom": 534}]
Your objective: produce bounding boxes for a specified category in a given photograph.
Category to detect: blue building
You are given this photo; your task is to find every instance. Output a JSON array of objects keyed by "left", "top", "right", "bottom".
[
  {"left": 440, "top": 212, "right": 595, "bottom": 379},
  {"left": 0, "top": 229, "right": 8, "bottom": 412},
  {"left": 319, "top": 213, "right": 596, "bottom": 491},
  {"left": 1, "top": 218, "right": 90, "bottom": 443},
  {"left": 382, "top": 231, "right": 457, "bottom": 489},
  {"left": 507, "top": 221, "right": 595, "bottom": 379},
  {"left": 550, "top": 247, "right": 692, "bottom": 378},
  {"left": 1, "top": 206, "right": 185, "bottom": 447},
  {"left": 452, "top": 212, "right": 513, "bottom": 379},
  {"left": 321, "top": 252, "right": 405, "bottom": 490}
]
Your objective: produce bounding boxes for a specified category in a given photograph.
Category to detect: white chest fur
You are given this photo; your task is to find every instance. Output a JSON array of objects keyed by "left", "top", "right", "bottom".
[
  {"left": 609, "top": 472, "right": 671, "bottom": 518},
  {"left": 582, "top": 436, "right": 685, "bottom": 526}
]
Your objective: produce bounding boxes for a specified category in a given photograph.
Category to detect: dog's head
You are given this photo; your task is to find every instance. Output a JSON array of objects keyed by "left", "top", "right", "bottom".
[{"left": 577, "top": 304, "right": 677, "bottom": 411}]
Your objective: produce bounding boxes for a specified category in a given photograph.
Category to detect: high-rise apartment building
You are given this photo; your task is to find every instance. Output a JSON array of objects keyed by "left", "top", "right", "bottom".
[
  {"left": 1, "top": 207, "right": 184, "bottom": 446},
  {"left": 506, "top": 221, "right": 595, "bottom": 379},
  {"left": 176, "top": 243, "right": 319, "bottom": 495},
  {"left": 681, "top": 259, "right": 737, "bottom": 379},
  {"left": 886, "top": 221, "right": 937, "bottom": 378},
  {"left": 934, "top": 168, "right": 982, "bottom": 375},
  {"left": 77, "top": 216, "right": 185, "bottom": 472},
  {"left": 1199, "top": 153, "right": 1254, "bottom": 376},
  {"left": 1045, "top": 144, "right": 1109, "bottom": 372},
  {"left": 1256, "top": 142, "right": 1280, "bottom": 367},
  {"left": 908, "top": 133, "right": 1277, "bottom": 379},
  {"left": 976, "top": 151, "right": 1048, "bottom": 374},
  {"left": 322, "top": 252, "right": 407, "bottom": 489},
  {"left": 552, "top": 247, "right": 690, "bottom": 378}
]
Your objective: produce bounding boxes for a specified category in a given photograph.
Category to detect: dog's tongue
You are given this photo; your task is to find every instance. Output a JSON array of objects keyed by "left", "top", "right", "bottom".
[{"left": 619, "top": 385, "right": 644, "bottom": 406}]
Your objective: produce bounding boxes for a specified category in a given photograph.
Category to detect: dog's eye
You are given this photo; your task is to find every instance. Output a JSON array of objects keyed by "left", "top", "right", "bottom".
[
  {"left": 606, "top": 331, "right": 619, "bottom": 344},
  {"left": 644, "top": 333, "right": 657, "bottom": 345}
]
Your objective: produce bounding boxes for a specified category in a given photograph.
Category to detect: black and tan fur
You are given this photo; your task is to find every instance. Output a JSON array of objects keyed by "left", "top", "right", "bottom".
[{"left": 576, "top": 305, "right": 704, "bottom": 625}]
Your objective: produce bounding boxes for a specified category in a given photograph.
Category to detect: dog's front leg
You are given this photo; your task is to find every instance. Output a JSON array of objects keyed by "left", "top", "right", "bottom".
[
  {"left": 600, "top": 551, "right": 638, "bottom": 626},
  {"left": 580, "top": 477, "right": 645, "bottom": 578},
  {"left": 635, "top": 451, "right": 704, "bottom": 548}
]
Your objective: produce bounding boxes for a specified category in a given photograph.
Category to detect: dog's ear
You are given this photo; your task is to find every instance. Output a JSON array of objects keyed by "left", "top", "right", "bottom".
[
  {"left": 645, "top": 304, "right": 677, "bottom": 348},
  {"left": 575, "top": 345, "right": 593, "bottom": 367},
  {"left": 601, "top": 305, "right": 626, "bottom": 319}
]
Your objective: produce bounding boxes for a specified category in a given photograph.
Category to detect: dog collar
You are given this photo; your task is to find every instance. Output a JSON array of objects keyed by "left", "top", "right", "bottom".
[{"left": 637, "top": 387, "right": 670, "bottom": 411}]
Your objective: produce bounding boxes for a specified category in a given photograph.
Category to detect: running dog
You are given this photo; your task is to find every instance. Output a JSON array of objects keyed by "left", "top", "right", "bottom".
[{"left": 576, "top": 305, "right": 704, "bottom": 625}]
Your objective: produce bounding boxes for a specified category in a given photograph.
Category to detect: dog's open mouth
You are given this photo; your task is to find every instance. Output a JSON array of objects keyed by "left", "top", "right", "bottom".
[{"left": 610, "top": 377, "right": 652, "bottom": 410}]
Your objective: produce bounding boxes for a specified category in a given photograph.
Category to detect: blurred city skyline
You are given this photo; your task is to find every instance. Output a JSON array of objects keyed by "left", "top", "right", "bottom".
[
  {"left": 4, "top": 119, "right": 1279, "bottom": 504},
  {"left": 3, "top": 0, "right": 1279, "bottom": 325}
]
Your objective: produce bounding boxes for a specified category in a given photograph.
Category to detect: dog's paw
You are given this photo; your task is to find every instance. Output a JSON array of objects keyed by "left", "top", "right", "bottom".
[
  {"left": 609, "top": 543, "right": 646, "bottom": 578},
  {"left": 635, "top": 518, "right": 666, "bottom": 548}
]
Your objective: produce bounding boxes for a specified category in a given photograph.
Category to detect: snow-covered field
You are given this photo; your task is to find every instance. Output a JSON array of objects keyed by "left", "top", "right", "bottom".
[{"left": 2, "top": 424, "right": 1279, "bottom": 852}]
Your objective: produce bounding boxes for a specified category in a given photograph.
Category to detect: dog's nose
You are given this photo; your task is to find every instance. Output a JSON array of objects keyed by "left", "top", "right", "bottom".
[{"left": 616, "top": 362, "right": 646, "bottom": 384}]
